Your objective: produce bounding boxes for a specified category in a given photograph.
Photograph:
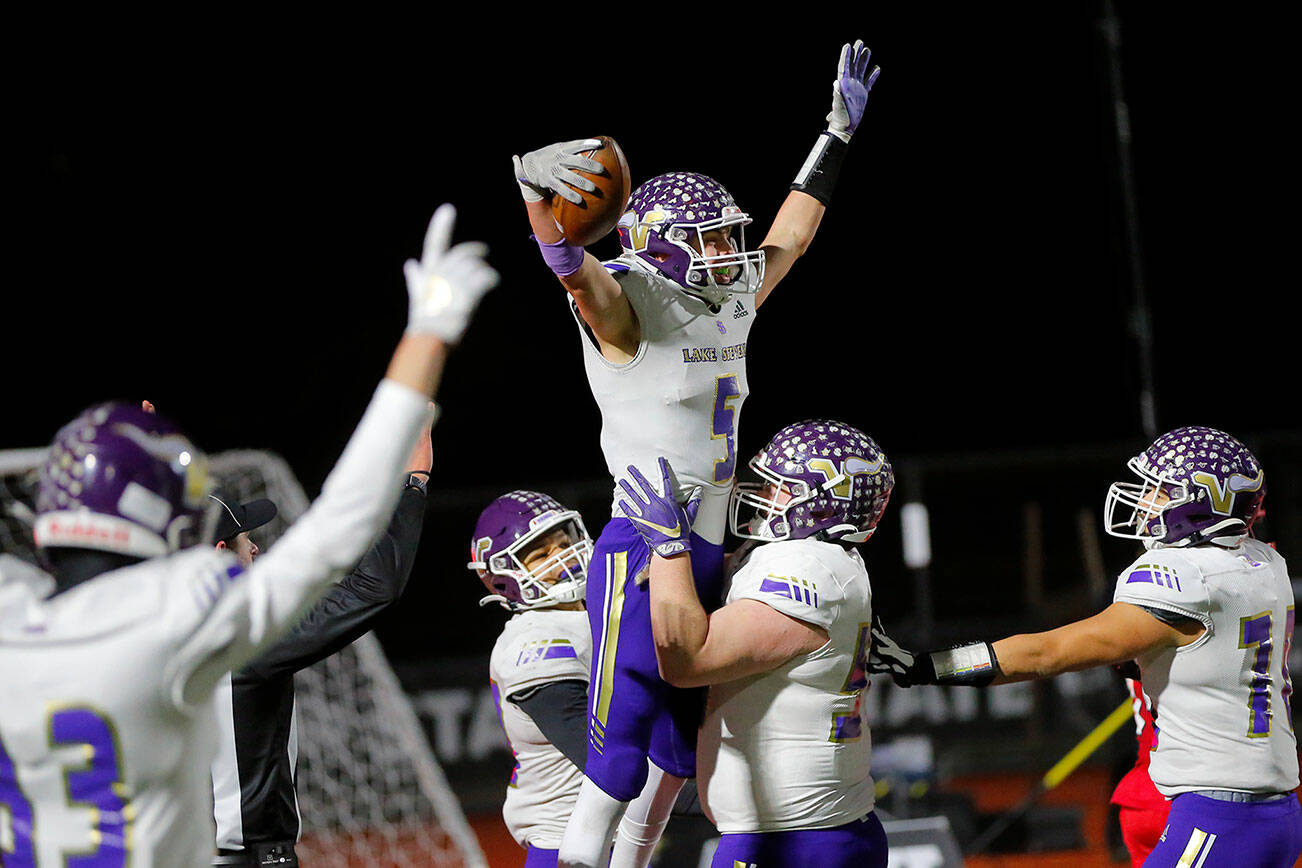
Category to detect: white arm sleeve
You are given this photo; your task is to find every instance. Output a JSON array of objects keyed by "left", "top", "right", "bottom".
[{"left": 166, "top": 379, "right": 434, "bottom": 708}]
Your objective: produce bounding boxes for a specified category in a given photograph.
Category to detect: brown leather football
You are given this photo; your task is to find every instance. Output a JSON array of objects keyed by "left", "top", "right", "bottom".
[{"left": 551, "top": 136, "right": 632, "bottom": 247}]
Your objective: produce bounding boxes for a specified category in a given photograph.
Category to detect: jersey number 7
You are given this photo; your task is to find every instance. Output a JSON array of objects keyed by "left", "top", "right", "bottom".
[{"left": 1240, "top": 607, "right": 1295, "bottom": 738}]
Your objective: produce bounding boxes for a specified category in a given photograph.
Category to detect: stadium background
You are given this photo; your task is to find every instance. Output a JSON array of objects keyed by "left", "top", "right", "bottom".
[{"left": 13, "top": 5, "right": 1298, "bottom": 865}]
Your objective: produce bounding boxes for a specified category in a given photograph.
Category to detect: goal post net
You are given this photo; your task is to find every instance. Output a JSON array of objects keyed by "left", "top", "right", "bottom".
[{"left": 0, "top": 446, "right": 487, "bottom": 868}]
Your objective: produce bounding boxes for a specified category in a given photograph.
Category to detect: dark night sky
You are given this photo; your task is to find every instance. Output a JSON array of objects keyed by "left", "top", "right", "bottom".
[{"left": 12, "top": 8, "right": 1297, "bottom": 657}]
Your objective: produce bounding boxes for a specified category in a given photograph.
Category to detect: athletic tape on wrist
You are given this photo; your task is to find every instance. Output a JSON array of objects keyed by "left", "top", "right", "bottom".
[
  {"left": 929, "top": 642, "right": 998, "bottom": 687},
  {"left": 532, "top": 234, "right": 584, "bottom": 277},
  {"left": 790, "top": 131, "right": 849, "bottom": 206}
]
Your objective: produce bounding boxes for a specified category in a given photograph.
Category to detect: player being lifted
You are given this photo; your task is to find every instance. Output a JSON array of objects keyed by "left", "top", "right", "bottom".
[
  {"left": 512, "top": 40, "right": 880, "bottom": 868},
  {"left": 0, "top": 204, "right": 496, "bottom": 866},
  {"left": 618, "top": 420, "right": 896, "bottom": 867},
  {"left": 873, "top": 427, "right": 1302, "bottom": 868}
]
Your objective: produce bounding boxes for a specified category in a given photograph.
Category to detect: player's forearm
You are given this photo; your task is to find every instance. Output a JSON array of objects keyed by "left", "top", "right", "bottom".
[
  {"left": 989, "top": 632, "right": 1078, "bottom": 684},
  {"left": 525, "top": 198, "right": 564, "bottom": 244},
  {"left": 648, "top": 553, "right": 711, "bottom": 687},
  {"left": 385, "top": 333, "right": 447, "bottom": 399},
  {"left": 761, "top": 190, "right": 826, "bottom": 260},
  {"left": 992, "top": 603, "right": 1192, "bottom": 684}
]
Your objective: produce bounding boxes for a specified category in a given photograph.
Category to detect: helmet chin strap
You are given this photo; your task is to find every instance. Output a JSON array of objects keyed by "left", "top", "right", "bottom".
[{"left": 478, "top": 593, "right": 512, "bottom": 610}]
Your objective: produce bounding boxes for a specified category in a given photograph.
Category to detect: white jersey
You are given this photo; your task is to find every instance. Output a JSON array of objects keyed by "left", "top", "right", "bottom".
[
  {"left": 488, "top": 608, "right": 591, "bottom": 850},
  {"left": 698, "top": 538, "right": 876, "bottom": 832},
  {"left": 0, "top": 381, "right": 429, "bottom": 867},
  {"left": 573, "top": 255, "right": 755, "bottom": 544},
  {"left": 1112, "top": 538, "right": 1299, "bottom": 796}
]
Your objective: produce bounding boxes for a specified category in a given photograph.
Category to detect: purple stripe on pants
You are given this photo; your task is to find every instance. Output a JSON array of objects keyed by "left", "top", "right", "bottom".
[{"left": 583, "top": 516, "right": 724, "bottom": 801}]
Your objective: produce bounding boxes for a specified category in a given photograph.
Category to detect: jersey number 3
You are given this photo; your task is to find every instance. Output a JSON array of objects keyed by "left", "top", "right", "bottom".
[{"left": 0, "top": 706, "right": 130, "bottom": 866}]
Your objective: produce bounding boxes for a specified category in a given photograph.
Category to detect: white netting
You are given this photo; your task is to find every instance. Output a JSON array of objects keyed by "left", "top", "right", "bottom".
[{"left": 0, "top": 447, "right": 487, "bottom": 868}]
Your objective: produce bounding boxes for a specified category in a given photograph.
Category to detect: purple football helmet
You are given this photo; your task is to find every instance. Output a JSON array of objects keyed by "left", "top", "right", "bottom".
[
  {"left": 468, "top": 490, "right": 592, "bottom": 611},
  {"left": 615, "top": 171, "right": 766, "bottom": 307},
  {"left": 33, "top": 402, "right": 214, "bottom": 558},
  {"left": 1104, "top": 425, "right": 1265, "bottom": 548},
  {"left": 730, "top": 419, "right": 894, "bottom": 544}
]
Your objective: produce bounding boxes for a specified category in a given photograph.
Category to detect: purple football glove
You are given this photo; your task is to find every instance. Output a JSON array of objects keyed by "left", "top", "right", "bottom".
[
  {"left": 618, "top": 458, "right": 693, "bottom": 558},
  {"left": 827, "top": 39, "right": 881, "bottom": 143}
]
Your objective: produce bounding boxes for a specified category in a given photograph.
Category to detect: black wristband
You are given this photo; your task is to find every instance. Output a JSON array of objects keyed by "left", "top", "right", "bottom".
[
  {"left": 404, "top": 472, "right": 429, "bottom": 494},
  {"left": 790, "top": 131, "right": 849, "bottom": 206}
]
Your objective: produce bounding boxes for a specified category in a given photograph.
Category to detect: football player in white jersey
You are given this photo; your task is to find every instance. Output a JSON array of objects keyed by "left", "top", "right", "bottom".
[
  {"left": 471, "top": 490, "right": 595, "bottom": 868},
  {"left": 873, "top": 426, "right": 1302, "bottom": 868},
  {"left": 512, "top": 40, "right": 882, "bottom": 868},
  {"left": 0, "top": 204, "right": 497, "bottom": 867},
  {"left": 617, "top": 420, "right": 896, "bottom": 868}
]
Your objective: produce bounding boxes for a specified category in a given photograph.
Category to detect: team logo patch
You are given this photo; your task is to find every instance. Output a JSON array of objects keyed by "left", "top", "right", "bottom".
[
  {"left": 1125, "top": 563, "right": 1182, "bottom": 592},
  {"left": 1191, "top": 468, "right": 1263, "bottom": 515},
  {"left": 759, "top": 574, "right": 819, "bottom": 607}
]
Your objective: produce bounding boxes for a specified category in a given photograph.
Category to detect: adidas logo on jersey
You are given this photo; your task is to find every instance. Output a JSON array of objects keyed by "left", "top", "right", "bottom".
[{"left": 732, "top": 300, "right": 749, "bottom": 319}]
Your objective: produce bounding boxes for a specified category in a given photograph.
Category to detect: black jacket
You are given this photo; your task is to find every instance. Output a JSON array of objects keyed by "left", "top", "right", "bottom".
[{"left": 212, "top": 479, "right": 427, "bottom": 850}]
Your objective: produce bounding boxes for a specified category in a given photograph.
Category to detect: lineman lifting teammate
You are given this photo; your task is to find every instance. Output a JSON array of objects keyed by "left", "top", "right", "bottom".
[
  {"left": 0, "top": 204, "right": 496, "bottom": 866},
  {"left": 513, "top": 39, "right": 880, "bottom": 868},
  {"left": 619, "top": 420, "right": 896, "bottom": 868},
  {"left": 873, "top": 426, "right": 1302, "bottom": 868}
]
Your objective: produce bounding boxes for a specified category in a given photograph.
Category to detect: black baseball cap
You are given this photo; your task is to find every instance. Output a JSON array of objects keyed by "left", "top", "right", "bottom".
[{"left": 209, "top": 490, "right": 278, "bottom": 542}]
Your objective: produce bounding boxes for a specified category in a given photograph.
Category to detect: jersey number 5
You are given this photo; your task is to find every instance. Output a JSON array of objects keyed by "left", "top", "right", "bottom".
[
  {"left": 0, "top": 707, "right": 130, "bottom": 866},
  {"left": 712, "top": 374, "right": 741, "bottom": 484}
]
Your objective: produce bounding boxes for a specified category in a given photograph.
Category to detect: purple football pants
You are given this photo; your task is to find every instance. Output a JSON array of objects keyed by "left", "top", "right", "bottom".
[
  {"left": 1142, "top": 793, "right": 1302, "bottom": 867},
  {"left": 710, "top": 812, "right": 888, "bottom": 868},
  {"left": 582, "top": 516, "right": 724, "bottom": 802},
  {"left": 524, "top": 846, "right": 558, "bottom": 867}
]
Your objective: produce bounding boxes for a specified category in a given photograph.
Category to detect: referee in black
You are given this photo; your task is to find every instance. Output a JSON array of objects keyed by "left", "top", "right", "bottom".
[{"left": 209, "top": 416, "right": 433, "bottom": 867}]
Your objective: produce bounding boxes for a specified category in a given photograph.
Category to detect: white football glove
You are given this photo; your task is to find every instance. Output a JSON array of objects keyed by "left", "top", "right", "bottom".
[
  {"left": 512, "top": 138, "right": 604, "bottom": 205},
  {"left": 402, "top": 204, "right": 499, "bottom": 343}
]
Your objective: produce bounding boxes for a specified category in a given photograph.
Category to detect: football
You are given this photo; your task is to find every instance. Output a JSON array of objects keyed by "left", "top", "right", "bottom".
[{"left": 551, "top": 136, "right": 631, "bottom": 247}]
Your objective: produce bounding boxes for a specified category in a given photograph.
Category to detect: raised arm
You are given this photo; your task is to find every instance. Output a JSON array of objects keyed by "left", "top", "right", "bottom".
[
  {"left": 514, "top": 140, "right": 639, "bottom": 361},
  {"left": 169, "top": 204, "right": 498, "bottom": 707},
  {"left": 238, "top": 419, "right": 434, "bottom": 681},
  {"left": 758, "top": 39, "right": 881, "bottom": 308}
]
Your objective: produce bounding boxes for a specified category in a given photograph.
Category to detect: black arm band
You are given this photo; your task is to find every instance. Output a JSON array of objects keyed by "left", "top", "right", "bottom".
[
  {"left": 790, "top": 131, "right": 849, "bottom": 206},
  {"left": 926, "top": 641, "right": 1001, "bottom": 687}
]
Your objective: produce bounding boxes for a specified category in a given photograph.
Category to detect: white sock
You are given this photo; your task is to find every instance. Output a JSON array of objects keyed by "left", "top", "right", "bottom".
[
  {"left": 558, "top": 776, "right": 628, "bottom": 868},
  {"left": 608, "top": 761, "right": 686, "bottom": 868}
]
